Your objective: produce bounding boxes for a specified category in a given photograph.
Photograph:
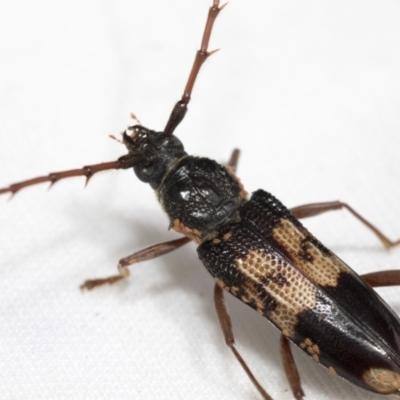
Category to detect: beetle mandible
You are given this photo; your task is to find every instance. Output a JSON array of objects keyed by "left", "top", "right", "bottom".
[{"left": 0, "top": 0, "right": 400, "bottom": 400}]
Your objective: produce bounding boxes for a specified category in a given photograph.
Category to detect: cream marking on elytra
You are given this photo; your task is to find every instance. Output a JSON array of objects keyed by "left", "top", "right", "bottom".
[
  {"left": 235, "top": 249, "right": 317, "bottom": 337},
  {"left": 273, "top": 219, "right": 348, "bottom": 287},
  {"left": 362, "top": 367, "right": 400, "bottom": 394},
  {"left": 328, "top": 366, "right": 337, "bottom": 375}
]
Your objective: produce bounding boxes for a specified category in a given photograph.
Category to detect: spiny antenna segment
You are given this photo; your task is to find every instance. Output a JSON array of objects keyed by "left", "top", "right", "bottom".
[
  {"left": 0, "top": 156, "right": 134, "bottom": 198},
  {"left": 163, "top": 0, "right": 225, "bottom": 137}
]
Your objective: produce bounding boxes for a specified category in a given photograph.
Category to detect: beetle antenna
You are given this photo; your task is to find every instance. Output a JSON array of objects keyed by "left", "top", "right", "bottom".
[
  {"left": 164, "top": 0, "right": 225, "bottom": 137},
  {"left": 0, "top": 155, "right": 139, "bottom": 198}
]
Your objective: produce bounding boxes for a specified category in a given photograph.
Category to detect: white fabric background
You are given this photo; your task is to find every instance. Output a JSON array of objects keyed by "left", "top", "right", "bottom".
[{"left": 1, "top": 1, "right": 400, "bottom": 399}]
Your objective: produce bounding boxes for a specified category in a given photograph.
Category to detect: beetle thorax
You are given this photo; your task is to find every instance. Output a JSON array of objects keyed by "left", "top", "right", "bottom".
[{"left": 158, "top": 156, "right": 247, "bottom": 243}]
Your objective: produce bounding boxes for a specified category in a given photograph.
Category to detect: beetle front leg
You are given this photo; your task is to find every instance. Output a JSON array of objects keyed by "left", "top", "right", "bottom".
[
  {"left": 280, "top": 335, "right": 304, "bottom": 400},
  {"left": 290, "top": 201, "right": 400, "bottom": 249},
  {"left": 81, "top": 236, "right": 191, "bottom": 290},
  {"left": 214, "top": 283, "right": 273, "bottom": 400}
]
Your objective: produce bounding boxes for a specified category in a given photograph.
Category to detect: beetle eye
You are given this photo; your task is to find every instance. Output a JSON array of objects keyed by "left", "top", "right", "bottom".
[{"left": 141, "top": 163, "right": 155, "bottom": 177}]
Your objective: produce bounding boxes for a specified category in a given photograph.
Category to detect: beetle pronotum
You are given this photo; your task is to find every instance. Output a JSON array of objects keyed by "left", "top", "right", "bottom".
[{"left": 1, "top": 1, "right": 400, "bottom": 399}]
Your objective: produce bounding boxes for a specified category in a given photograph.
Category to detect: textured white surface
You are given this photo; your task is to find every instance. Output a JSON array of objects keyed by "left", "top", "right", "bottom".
[{"left": 1, "top": 1, "right": 400, "bottom": 399}]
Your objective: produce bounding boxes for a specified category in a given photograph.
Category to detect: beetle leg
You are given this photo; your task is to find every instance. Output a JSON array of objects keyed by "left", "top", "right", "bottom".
[
  {"left": 80, "top": 236, "right": 191, "bottom": 290},
  {"left": 362, "top": 270, "right": 400, "bottom": 287},
  {"left": 214, "top": 283, "right": 273, "bottom": 400},
  {"left": 290, "top": 201, "right": 400, "bottom": 250},
  {"left": 280, "top": 335, "right": 304, "bottom": 400},
  {"left": 226, "top": 149, "right": 240, "bottom": 172}
]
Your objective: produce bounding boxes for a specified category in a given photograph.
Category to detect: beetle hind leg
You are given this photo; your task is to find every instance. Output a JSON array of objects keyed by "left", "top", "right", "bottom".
[
  {"left": 290, "top": 201, "right": 400, "bottom": 250},
  {"left": 361, "top": 270, "right": 400, "bottom": 288},
  {"left": 280, "top": 335, "right": 305, "bottom": 400},
  {"left": 214, "top": 283, "right": 273, "bottom": 400},
  {"left": 80, "top": 236, "right": 190, "bottom": 290}
]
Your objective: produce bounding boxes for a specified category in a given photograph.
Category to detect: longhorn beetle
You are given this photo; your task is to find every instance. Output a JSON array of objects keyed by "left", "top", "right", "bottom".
[{"left": 2, "top": 2, "right": 399, "bottom": 398}]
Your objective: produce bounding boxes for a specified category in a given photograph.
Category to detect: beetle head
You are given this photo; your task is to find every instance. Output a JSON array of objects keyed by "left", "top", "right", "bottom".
[{"left": 123, "top": 125, "right": 187, "bottom": 189}]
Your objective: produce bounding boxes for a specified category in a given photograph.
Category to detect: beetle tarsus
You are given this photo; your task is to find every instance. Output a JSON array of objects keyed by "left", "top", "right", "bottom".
[{"left": 81, "top": 237, "right": 191, "bottom": 290}]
